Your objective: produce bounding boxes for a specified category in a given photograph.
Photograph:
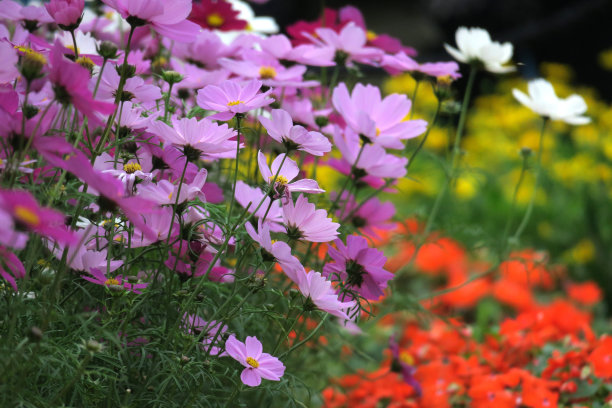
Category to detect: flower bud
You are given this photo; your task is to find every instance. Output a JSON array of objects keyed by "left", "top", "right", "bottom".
[
  {"left": 520, "top": 147, "right": 533, "bottom": 158},
  {"left": 161, "top": 70, "right": 184, "bottom": 85},
  {"left": 85, "top": 339, "right": 103, "bottom": 353},
  {"left": 76, "top": 56, "right": 94, "bottom": 75},
  {"left": 20, "top": 51, "right": 47, "bottom": 82},
  {"left": 97, "top": 41, "right": 119, "bottom": 60}
]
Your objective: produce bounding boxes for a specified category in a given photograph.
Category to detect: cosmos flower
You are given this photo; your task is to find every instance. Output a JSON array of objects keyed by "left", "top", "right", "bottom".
[
  {"left": 188, "top": 0, "right": 247, "bottom": 31},
  {"left": 101, "top": 0, "right": 200, "bottom": 42},
  {"left": 182, "top": 314, "right": 229, "bottom": 356},
  {"left": 323, "top": 235, "right": 394, "bottom": 300},
  {"left": 257, "top": 151, "right": 324, "bottom": 200},
  {"left": 389, "top": 336, "right": 422, "bottom": 396},
  {"left": 332, "top": 82, "right": 426, "bottom": 149},
  {"left": 0, "top": 246, "right": 25, "bottom": 291},
  {"left": 234, "top": 181, "right": 283, "bottom": 231},
  {"left": 512, "top": 78, "right": 590, "bottom": 125},
  {"left": 197, "top": 79, "right": 273, "bottom": 121},
  {"left": 45, "top": 0, "right": 84, "bottom": 30},
  {"left": 259, "top": 109, "right": 331, "bottom": 155},
  {"left": 296, "top": 269, "right": 356, "bottom": 321},
  {"left": 282, "top": 194, "right": 339, "bottom": 243},
  {"left": 382, "top": 51, "right": 461, "bottom": 79},
  {"left": 306, "top": 22, "right": 383, "bottom": 66},
  {"left": 147, "top": 117, "right": 237, "bottom": 160},
  {"left": 224, "top": 335, "right": 285, "bottom": 387},
  {"left": 82, "top": 268, "right": 148, "bottom": 294},
  {"left": 444, "top": 27, "right": 514, "bottom": 74}
]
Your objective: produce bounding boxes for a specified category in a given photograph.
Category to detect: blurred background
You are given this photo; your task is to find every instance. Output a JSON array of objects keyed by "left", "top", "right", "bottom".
[{"left": 253, "top": 0, "right": 612, "bottom": 97}]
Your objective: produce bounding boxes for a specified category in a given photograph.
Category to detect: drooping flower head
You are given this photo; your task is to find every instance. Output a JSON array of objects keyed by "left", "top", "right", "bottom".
[
  {"left": 224, "top": 335, "right": 285, "bottom": 387},
  {"left": 197, "top": 79, "right": 273, "bottom": 121},
  {"left": 259, "top": 109, "right": 331, "bottom": 155},
  {"left": 512, "top": 78, "right": 590, "bottom": 125},
  {"left": 297, "top": 269, "right": 356, "bottom": 321},
  {"left": 323, "top": 235, "right": 394, "bottom": 300},
  {"left": 101, "top": 0, "right": 200, "bottom": 42},
  {"left": 45, "top": 0, "right": 84, "bottom": 30},
  {"left": 282, "top": 194, "right": 339, "bottom": 243},
  {"left": 444, "top": 27, "right": 514, "bottom": 73}
]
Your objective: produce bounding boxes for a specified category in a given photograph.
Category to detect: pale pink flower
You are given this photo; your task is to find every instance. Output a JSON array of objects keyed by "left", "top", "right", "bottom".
[
  {"left": 224, "top": 335, "right": 285, "bottom": 387},
  {"left": 306, "top": 22, "right": 383, "bottom": 66},
  {"left": 196, "top": 79, "right": 273, "bottom": 121},
  {"left": 257, "top": 151, "right": 323, "bottom": 200},
  {"left": 282, "top": 194, "right": 339, "bottom": 243},
  {"left": 296, "top": 270, "right": 356, "bottom": 321},
  {"left": 45, "top": 0, "right": 84, "bottom": 29},
  {"left": 332, "top": 82, "right": 426, "bottom": 149},
  {"left": 382, "top": 51, "right": 461, "bottom": 79},
  {"left": 259, "top": 109, "right": 331, "bottom": 155}
]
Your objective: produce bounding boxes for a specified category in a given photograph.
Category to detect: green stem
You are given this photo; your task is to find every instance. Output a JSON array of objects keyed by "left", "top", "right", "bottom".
[
  {"left": 500, "top": 152, "right": 529, "bottom": 255},
  {"left": 511, "top": 117, "right": 548, "bottom": 242},
  {"left": 409, "top": 79, "right": 420, "bottom": 120},
  {"left": 227, "top": 115, "right": 243, "bottom": 222},
  {"left": 70, "top": 29, "right": 79, "bottom": 59}
]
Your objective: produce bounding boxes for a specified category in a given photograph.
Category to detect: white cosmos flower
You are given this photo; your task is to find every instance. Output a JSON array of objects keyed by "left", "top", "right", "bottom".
[
  {"left": 512, "top": 78, "right": 590, "bottom": 125},
  {"left": 444, "top": 27, "right": 514, "bottom": 74}
]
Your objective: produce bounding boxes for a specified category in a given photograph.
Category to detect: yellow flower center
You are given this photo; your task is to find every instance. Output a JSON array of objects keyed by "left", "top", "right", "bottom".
[
  {"left": 168, "top": 192, "right": 173, "bottom": 200},
  {"left": 206, "top": 12, "right": 224, "bottom": 27},
  {"left": 15, "top": 45, "right": 47, "bottom": 66},
  {"left": 0, "top": 158, "right": 3, "bottom": 165},
  {"left": 259, "top": 66, "right": 277, "bottom": 80},
  {"left": 14, "top": 205, "right": 40, "bottom": 227},
  {"left": 399, "top": 351, "right": 414, "bottom": 365},
  {"left": 246, "top": 357, "right": 259, "bottom": 368},
  {"left": 76, "top": 56, "right": 94, "bottom": 70},
  {"left": 437, "top": 75, "right": 453, "bottom": 86},
  {"left": 227, "top": 100, "right": 243, "bottom": 107},
  {"left": 375, "top": 127, "right": 381, "bottom": 136},
  {"left": 269, "top": 175, "right": 289, "bottom": 185},
  {"left": 366, "top": 30, "right": 377, "bottom": 41},
  {"left": 104, "top": 278, "right": 120, "bottom": 286},
  {"left": 123, "top": 162, "right": 142, "bottom": 174}
]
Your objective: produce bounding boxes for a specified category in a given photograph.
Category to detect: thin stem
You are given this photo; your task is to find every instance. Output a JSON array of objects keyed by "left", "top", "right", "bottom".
[
  {"left": 227, "top": 115, "right": 242, "bottom": 222},
  {"left": 70, "top": 29, "right": 79, "bottom": 59},
  {"left": 500, "top": 152, "right": 529, "bottom": 255},
  {"left": 511, "top": 117, "right": 548, "bottom": 242},
  {"left": 409, "top": 79, "right": 420, "bottom": 120}
]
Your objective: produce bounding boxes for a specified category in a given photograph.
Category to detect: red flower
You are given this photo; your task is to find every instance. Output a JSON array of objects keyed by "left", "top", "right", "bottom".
[
  {"left": 589, "top": 336, "right": 612, "bottom": 379},
  {"left": 188, "top": 0, "right": 247, "bottom": 31}
]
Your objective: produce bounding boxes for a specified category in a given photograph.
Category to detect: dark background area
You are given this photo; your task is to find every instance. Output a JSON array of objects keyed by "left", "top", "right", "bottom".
[{"left": 252, "top": 0, "right": 612, "bottom": 98}]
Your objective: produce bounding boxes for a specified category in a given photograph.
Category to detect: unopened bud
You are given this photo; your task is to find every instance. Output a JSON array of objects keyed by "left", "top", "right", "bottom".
[
  {"left": 520, "top": 147, "right": 533, "bottom": 158},
  {"left": 115, "top": 64, "right": 136, "bottom": 79},
  {"left": 97, "top": 41, "right": 119, "bottom": 60},
  {"left": 85, "top": 339, "right": 103, "bottom": 353},
  {"left": 20, "top": 51, "right": 47, "bottom": 82},
  {"left": 161, "top": 70, "right": 183, "bottom": 85},
  {"left": 315, "top": 116, "right": 329, "bottom": 127}
]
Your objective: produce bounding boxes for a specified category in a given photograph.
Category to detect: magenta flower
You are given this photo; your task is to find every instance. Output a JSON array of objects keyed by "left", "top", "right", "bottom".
[
  {"left": 48, "top": 42, "right": 115, "bottom": 124},
  {"left": 0, "top": 41, "right": 19, "bottom": 83},
  {"left": 323, "top": 235, "right": 394, "bottom": 300},
  {"left": 82, "top": 268, "right": 148, "bottom": 294},
  {"left": 98, "top": 67, "right": 162, "bottom": 105},
  {"left": 332, "top": 82, "right": 426, "bottom": 149},
  {"left": 382, "top": 51, "right": 461, "bottom": 79},
  {"left": 259, "top": 109, "right": 331, "bottom": 155},
  {"left": 257, "top": 151, "right": 323, "bottom": 200},
  {"left": 147, "top": 117, "right": 237, "bottom": 160},
  {"left": 45, "top": 0, "right": 84, "bottom": 29},
  {"left": 197, "top": 79, "right": 273, "bottom": 121},
  {"left": 283, "top": 194, "right": 339, "bottom": 243},
  {"left": 225, "top": 335, "right": 285, "bottom": 387},
  {"left": 297, "top": 270, "right": 356, "bottom": 321},
  {"left": 101, "top": 0, "right": 200, "bottom": 42},
  {"left": 188, "top": 0, "right": 247, "bottom": 31},
  {"left": 333, "top": 192, "right": 396, "bottom": 238},
  {"left": 0, "top": 246, "right": 25, "bottom": 291},
  {"left": 0, "top": 189, "right": 77, "bottom": 249},
  {"left": 259, "top": 34, "right": 335, "bottom": 67}
]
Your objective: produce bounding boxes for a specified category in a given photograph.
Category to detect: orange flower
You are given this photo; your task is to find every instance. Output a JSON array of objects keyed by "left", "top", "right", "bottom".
[
  {"left": 589, "top": 336, "right": 612, "bottom": 378},
  {"left": 567, "top": 281, "right": 602, "bottom": 306}
]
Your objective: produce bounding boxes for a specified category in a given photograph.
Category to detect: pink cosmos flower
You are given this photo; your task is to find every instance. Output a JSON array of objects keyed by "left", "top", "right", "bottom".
[
  {"left": 147, "top": 117, "right": 237, "bottom": 160},
  {"left": 82, "top": 268, "right": 148, "bottom": 294},
  {"left": 0, "top": 246, "right": 25, "bottom": 291},
  {"left": 101, "top": 0, "right": 200, "bottom": 42},
  {"left": 0, "top": 189, "right": 77, "bottom": 250},
  {"left": 258, "top": 34, "right": 335, "bottom": 67},
  {"left": 45, "top": 0, "right": 84, "bottom": 29},
  {"left": 224, "top": 335, "right": 285, "bottom": 387},
  {"left": 0, "top": 42, "right": 19, "bottom": 84},
  {"left": 0, "top": 1, "right": 53, "bottom": 29},
  {"left": 234, "top": 181, "right": 283, "bottom": 231},
  {"left": 138, "top": 168, "right": 208, "bottom": 205},
  {"left": 188, "top": 0, "right": 247, "bottom": 31},
  {"left": 219, "top": 50, "right": 314, "bottom": 88},
  {"left": 382, "top": 51, "right": 461, "bottom": 79},
  {"left": 332, "top": 82, "right": 426, "bottom": 149},
  {"left": 50, "top": 228, "right": 123, "bottom": 274},
  {"left": 259, "top": 109, "right": 331, "bottom": 155},
  {"left": 330, "top": 126, "right": 408, "bottom": 182},
  {"left": 257, "top": 151, "right": 323, "bottom": 200},
  {"left": 306, "top": 22, "right": 383, "bottom": 66},
  {"left": 196, "top": 79, "right": 273, "bottom": 121},
  {"left": 245, "top": 219, "right": 303, "bottom": 283},
  {"left": 49, "top": 42, "right": 115, "bottom": 124},
  {"left": 333, "top": 192, "right": 396, "bottom": 238},
  {"left": 98, "top": 67, "right": 162, "bottom": 105},
  {"left": 283, "top": 194, "right": 339, "bottom": 243},
  {"left": 182, "top": 314, "right": 228, "bottom": 356},
  {"left": 296, "top": 269, "right": 356, "bottom": 321},
  {"left": 281, "top": 97, "right": 332, "bottom": 130},
  {"left": 323, "top": 235, "right": 394, "bottom": 301}
]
